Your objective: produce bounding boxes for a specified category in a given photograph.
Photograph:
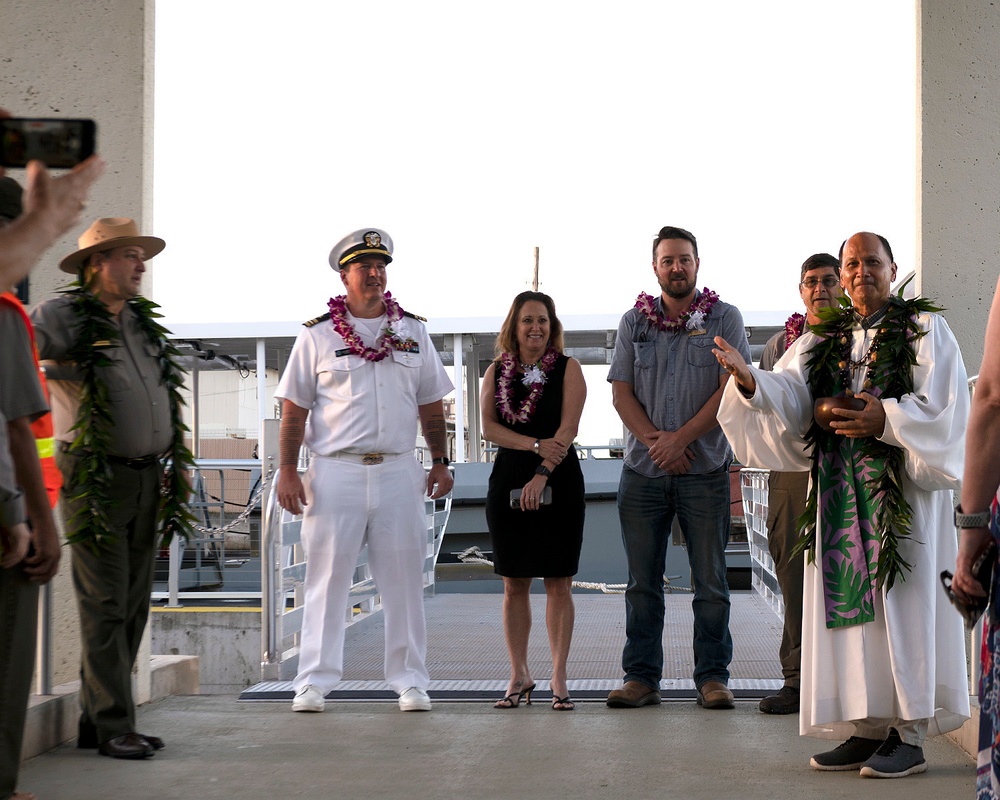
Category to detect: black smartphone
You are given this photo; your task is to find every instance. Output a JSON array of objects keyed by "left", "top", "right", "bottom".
[
  {"left": 0, "top": 118, "right": 97, "bottom": 168},
  {"left": 509, "top": 487, "right": 552, "bottom": 509}
]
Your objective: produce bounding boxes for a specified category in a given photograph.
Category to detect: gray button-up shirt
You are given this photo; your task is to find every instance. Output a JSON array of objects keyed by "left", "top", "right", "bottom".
[
  {"left": 31, "top": 294, "right": 174, "bottom": 458},
  {"left": 608, "top": 292, "right": 750, "bottom": 477}
]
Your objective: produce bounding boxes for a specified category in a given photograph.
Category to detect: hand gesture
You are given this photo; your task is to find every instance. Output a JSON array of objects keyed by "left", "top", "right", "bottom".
[{"left": 713, "top": 336, "right": 755, "bottom": 393}]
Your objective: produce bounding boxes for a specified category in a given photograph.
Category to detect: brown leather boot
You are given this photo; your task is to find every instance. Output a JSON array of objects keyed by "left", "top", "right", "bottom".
[{"left": 606, "top": 680, "right": 661, "bottom": 708}]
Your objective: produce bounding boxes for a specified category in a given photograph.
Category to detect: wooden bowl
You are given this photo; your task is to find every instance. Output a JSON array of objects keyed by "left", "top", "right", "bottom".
[{"left": 813, "top": 396, "right": 865, "bottom": 432}]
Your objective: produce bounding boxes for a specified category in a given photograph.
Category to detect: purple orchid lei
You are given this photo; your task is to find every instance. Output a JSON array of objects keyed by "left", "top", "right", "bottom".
[
  {"left": 328, "top": 291, "right": 404, "bottom": 362},
  {"left": 784, "top": 312, "right": 806, "bottom": 349},
  {"left": 635, "top": 288, "right": 719, "bottom": 333},
  {"left": 496, "top": 346, "right": 559, "bottom": 425}
]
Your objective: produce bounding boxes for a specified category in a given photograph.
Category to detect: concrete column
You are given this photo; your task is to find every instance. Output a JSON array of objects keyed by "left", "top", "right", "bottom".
[
  {"left": 0, "top": 0, "right": 156, "bottom": 303},
  {"left": 0, "top": 0, "right": 155, "bottom": 690},
  {"left": 918, "top": 0, "right": 1000, "bottom": 376}
]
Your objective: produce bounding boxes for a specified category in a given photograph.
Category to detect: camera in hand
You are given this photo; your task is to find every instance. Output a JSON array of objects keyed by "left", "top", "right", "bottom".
[
  {"left": 941, "top": 539, "right": 997, "bottom": 626},
  {"left": 0, "top": 118, "right": 97, "bottom": 168}
]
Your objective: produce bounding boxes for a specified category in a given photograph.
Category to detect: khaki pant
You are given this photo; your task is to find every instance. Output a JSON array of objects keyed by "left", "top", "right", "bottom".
[{"left": 766, "top": 470, "right": 809, "bottom": 689}]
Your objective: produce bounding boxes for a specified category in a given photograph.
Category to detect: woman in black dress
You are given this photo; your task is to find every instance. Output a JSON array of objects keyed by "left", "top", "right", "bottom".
[{"left": 481, "top": 291, "right": 586, "bottom": 711}]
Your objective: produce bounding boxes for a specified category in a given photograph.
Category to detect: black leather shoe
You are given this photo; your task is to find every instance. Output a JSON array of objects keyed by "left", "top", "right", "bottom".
[
  {"left": 139, "top": 733, "right": 165, "bottom": 750},
  {"left": 98, "top": 733, "right": 154, "bottom": 759},
  {"left": 77, "top": 718, "right": 98, "bottom": 749},
  {"left": 759, "top": 685, "right": 800, "bottom": 715}
]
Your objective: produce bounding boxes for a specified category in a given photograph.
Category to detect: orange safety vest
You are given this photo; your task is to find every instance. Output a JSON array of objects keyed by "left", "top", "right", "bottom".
[{"left": 0, "top": 292, "right": 62, "bottom": 508}]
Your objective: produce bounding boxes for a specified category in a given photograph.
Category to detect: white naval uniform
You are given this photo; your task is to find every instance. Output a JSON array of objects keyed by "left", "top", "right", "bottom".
[
  {"left": 276, "top": 309, "right": 453, "bottom": 694},
  {"left": 717, "top": 311, "right": 970, "bottom": 744}
]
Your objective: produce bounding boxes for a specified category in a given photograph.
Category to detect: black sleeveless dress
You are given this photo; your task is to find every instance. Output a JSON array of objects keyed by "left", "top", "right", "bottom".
[{"left": 485, "top": 355, "right": 585, "bottom": 577}]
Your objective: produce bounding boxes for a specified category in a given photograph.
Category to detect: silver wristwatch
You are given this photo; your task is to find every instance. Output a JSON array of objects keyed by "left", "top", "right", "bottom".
[{"left": 954, "top": 504, "right": 992, "bottom": 528}]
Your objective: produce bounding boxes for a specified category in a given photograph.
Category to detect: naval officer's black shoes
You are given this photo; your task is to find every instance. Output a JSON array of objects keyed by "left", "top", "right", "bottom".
[{"left": 98, "top": 732, "right": 155, "bottom": 759}]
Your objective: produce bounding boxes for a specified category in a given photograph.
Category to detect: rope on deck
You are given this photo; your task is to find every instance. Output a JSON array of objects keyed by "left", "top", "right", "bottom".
[{"left": 456, "top": 547, "right": 693, "bottom": 594}]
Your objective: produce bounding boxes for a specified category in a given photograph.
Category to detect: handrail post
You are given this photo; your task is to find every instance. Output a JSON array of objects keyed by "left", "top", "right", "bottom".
[
  {"left": 166, "top": 533, "right": 182, "bottom": 608},
  {"left": 260, "top": 418, "right": 281, "bottom": 681},
  {"left": 35, "top": 583, "right": 53, "bottom": 695}
]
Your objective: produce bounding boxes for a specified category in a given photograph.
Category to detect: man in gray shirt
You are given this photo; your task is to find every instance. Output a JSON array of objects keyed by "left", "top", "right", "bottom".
[
  {"left": 606, "top": 226, "right": 750, "bottom": 710},
  {"left": 31, "top": 217, "right": 175, "bottom": 760}
]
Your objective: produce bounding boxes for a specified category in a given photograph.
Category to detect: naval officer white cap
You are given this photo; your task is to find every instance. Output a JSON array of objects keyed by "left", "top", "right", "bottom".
[{"left": 329, "top": 228, "right": 393, "bottom": 271}]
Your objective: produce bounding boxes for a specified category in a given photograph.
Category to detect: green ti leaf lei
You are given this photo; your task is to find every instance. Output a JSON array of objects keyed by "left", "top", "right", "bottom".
[
  {"left": 63, "top": 282, "right": 196, "bottom": 551},
  {"left": 792, "top": 287, "right": 943, "bottom": 591}
]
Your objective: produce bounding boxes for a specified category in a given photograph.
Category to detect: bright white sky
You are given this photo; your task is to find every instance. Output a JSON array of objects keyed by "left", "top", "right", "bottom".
[
  {"left": 153, "top": 0, "right": 915, "bottom": 324},
  {"left": 152, "top": 0, "right": 916, "bottom": 444}
]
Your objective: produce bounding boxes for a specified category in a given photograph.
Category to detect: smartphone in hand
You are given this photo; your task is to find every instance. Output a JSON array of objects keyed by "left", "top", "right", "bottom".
[{"left": 0, "top": 118, "right": 97, "bottom": 168}]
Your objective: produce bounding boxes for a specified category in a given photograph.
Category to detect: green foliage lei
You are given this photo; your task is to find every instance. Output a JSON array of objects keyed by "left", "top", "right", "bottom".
[
  {"left": 64, "top": 282, "right": 195, "bottom": 550},
  {"left": 793, "top": 289, "right": 942, "bottom": 591}
]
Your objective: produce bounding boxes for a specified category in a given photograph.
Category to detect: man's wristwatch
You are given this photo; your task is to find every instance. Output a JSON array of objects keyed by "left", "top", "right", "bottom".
[
  {"left": 431, "top": 456, "right": 450, "bottom": 467},
  {"left": 955, "top": 504, "right": 991, "bottom": 528}
]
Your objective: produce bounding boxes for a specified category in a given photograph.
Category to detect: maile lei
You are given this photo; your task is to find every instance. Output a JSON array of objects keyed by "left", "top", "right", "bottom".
[
  {"left": 496, "top": 346, "right": 560, "bottom": 425},
  {"left": 793, "top": 290, "right": 942, "bottom": 601},
  {"left": 63, "top": 282, "right": 196, "bottom": 551},
  {"left": 635, "top": 288, "right": 719, "bottom": 333},
  {"left": 328, "top": 291, "right": 407, "bottom": 360}
]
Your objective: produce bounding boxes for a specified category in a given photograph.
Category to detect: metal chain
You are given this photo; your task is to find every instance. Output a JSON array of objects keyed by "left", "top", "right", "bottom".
[
  {"left": 191, "top": 473, "right": 272, "bottom": 535},
  {"left": 455, "top": 546, "right": 693, "bottom": 594}
]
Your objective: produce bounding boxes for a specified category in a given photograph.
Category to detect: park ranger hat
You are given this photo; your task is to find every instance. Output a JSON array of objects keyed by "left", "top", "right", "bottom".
[
  {"left": 59, "top": 217, "right": 166, "bottom": 274},
  {"left": 329, "top": 228, "right": 393, "bottom": 271}
]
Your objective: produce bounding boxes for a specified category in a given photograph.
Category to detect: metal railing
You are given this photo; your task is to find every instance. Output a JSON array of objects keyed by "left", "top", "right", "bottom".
[
  {"left": 259, "top": 464, "right": 453, "bottom": 681},
  {"left": 152, "top": 458, "right": 270, "bottom": 605},
  {"left": 478, "top": 443, "right": 625, "bottom": 462}
]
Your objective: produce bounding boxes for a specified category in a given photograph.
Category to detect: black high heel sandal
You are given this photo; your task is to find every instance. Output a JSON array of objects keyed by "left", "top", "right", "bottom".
[
  {"left": 494, "top": 682, "right": 536, "bottom": 709},
  {"left": 551, "top": 695, "right": 575, "bottom": 711}
]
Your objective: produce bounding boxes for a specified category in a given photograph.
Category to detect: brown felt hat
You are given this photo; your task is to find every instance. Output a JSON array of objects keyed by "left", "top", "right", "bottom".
[{"left": 59, "top": 217, "right": 166, "bottom": 274}]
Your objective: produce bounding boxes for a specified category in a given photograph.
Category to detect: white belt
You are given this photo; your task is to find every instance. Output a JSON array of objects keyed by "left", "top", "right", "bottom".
[{"left": 317, "top": 451, "right": 411, "bottom": 466}]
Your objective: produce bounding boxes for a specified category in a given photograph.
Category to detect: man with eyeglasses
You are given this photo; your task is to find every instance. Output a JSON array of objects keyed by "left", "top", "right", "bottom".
[
  {"left": 754, "top": 253, "right": 842, "bottom": 716},
  {"left": 714, "top": 232, "right": 970, "bottom": 778}
]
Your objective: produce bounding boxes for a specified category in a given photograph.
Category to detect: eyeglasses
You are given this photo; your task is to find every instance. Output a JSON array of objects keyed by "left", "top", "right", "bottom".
[{"left": 800, "top": 276, "right": 840, "bottom": 289}]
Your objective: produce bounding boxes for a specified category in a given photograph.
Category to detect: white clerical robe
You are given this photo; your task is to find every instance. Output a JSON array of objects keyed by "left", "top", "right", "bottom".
[{"left": 718, "top": 311, "right": 971, "bottom": 739}]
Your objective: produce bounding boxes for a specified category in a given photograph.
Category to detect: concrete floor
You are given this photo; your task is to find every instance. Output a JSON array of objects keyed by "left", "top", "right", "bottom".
[{"left": 18, "top": 695, "right": 975, "bottom": 800}]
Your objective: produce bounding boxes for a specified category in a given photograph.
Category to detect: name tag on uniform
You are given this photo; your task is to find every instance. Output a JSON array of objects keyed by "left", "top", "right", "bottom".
[
  {"left": 687, "top": 330, "right": 707, "bottom": 337},
  {"left": 335, "top": 348, "right": 354, "bottom": 357}
]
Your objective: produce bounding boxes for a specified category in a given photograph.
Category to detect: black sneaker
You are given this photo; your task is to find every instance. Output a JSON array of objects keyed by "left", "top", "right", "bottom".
[
  {"left": 859, "top": 729, "right": 927, "bottom": 778},
  {"left": 810, "top": 736, "right": 883, "bottom": 770},
  {"left": 758, "top": 686, "right": 799, "bottom": 715}
]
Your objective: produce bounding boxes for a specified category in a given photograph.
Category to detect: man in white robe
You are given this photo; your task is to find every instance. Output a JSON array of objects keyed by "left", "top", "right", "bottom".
[{"left": 713, "top": 231, "right": 970, "bottom": 779}]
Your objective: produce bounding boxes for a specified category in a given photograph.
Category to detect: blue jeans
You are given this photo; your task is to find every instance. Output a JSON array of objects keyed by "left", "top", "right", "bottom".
[{"left": 617, "top": 465, "right": 733, "bottom": 689}]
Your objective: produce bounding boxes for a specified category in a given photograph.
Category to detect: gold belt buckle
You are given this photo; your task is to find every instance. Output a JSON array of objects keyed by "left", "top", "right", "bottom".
[{"left": 362, "top": 453, "right": 384, "bottom": 465}]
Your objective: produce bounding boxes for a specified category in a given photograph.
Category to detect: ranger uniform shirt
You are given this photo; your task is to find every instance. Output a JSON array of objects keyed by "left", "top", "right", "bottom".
[{"left": 30, "top": 295, "right": 174, "bottom": 458}]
